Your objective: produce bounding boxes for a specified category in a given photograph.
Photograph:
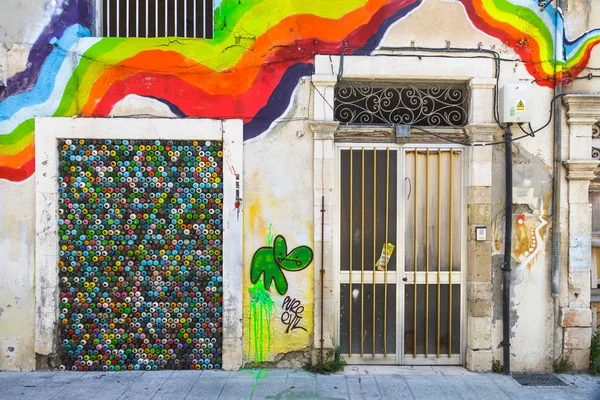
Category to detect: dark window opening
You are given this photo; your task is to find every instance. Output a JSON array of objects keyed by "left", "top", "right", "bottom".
[{"left": 102, "top": 0, "right": 213, "bottom": 38}]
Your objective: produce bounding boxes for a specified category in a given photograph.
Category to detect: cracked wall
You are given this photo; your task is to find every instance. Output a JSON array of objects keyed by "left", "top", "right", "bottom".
[
  {"left": 1, "top": 0, "right": 600, "bottom": 371},
  {"left": 491, "top": 143, "right": 555, "bottom": 371}
]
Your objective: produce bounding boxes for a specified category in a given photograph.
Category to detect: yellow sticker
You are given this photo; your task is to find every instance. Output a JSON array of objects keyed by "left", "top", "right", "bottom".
[
  {"left": 376, "top": 243, "right": 395, "bottom": 271},
  {"left": 516, "top": 100, "right": 525, "bottom": 111}
]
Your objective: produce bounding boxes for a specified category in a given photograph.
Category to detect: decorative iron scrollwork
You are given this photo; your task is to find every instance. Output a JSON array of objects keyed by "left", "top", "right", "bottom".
[
  {"left": 334, "top": 82, "right": 469, "bottom": 127},
  {"left": 592, "top": 122, "right": 600, "bottom": 139}
]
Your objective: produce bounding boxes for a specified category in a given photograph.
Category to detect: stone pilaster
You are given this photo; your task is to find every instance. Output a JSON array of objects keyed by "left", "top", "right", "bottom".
[
  {"left": 465, "top": 123, "right": 498, "bottom": 371},
  {"left": 309, "top": 121, "right": 339, "bottom": 360},
  {"left": 561, "top": 95, "right": 600, "bottom": 370}
]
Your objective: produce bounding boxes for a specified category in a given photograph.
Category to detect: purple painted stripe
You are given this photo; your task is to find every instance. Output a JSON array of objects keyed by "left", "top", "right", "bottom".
[
  {"left": 0, "top": 0, "right": 93, "bottom": 101},
  {"left": 352, "top": 0, "right": 422, "bottom": 55},
  {"left": 244, "top": 1, "right": 423, "bottom": 140},
  {"left": 146, "top": 96, "right": 187, "bottom": 117},
  {"left": 243, "top": 63, "right": 313, "bottom": 141}
]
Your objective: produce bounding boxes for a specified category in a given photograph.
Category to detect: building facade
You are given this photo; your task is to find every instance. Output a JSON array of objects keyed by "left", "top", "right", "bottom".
[{"left": 1, "top": 0, "right": 600, "bottom": 372}]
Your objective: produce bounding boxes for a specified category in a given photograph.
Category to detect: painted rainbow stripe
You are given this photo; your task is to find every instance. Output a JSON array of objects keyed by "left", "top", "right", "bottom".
[{"left": 1, "top": 0, "right": 599, "bottom": 182}]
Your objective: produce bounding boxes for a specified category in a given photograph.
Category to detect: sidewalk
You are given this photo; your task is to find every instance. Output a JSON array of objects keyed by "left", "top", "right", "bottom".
[{"left": 0, "top": 366, "right": 599, "bottom": 400}]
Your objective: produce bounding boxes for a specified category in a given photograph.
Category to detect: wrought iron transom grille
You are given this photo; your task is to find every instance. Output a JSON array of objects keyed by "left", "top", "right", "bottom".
[
  {"left": 592, "top": 122, "right": 600, "bottom": 159},
  {"left": 334, "top": 82, "right": 469, "bottom": 127}
]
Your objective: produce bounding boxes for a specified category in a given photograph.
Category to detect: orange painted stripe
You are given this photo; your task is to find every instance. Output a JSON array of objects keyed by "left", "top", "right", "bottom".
[
  {"left": 0, "top": 142, "right": 35, "bottom": 168},
  {"left": 82, "top": 0, "right": 391, "bottom": 114}
]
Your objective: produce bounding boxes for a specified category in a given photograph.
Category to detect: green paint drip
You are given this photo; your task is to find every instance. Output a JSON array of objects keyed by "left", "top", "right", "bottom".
[
  {"left": 266, "top": 223, "right": 275, "bottom": 246},
  {"left": 248, "top": 282, "right": 275, "bottom": 364},
  {"left": 249, "top": 369, "right": 269, "bottom": 397}
]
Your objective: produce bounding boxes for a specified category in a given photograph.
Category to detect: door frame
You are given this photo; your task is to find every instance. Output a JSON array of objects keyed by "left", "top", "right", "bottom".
[
  {"left": 332, "top": 141, "right": 468, "bottom": 366},
  {"left": 34, "top": 117, "right": 244, "bottom": 370}
]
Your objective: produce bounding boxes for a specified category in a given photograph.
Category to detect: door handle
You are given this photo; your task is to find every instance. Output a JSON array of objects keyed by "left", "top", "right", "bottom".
[{"left": 402, "top": 277, "right": 408, "bottom": 282}]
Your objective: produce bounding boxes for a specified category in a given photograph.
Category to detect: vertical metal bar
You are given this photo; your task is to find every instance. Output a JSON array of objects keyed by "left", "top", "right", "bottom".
[
  {"left": 349, "top": 149, "right": 353, "bottom": 358},
  {"left": 96, "top": 0, "right": 104, "bottom": 36},
  {"left": 116, "top": 0, "right": 120, "bottom": 36},
  {"left": 126, "top": 0, "right": 129, "bottom": 36},
  {"left": 361, "top": 147, "right": 365, "bottom": 358},
  {"left": 384, "top": 148, "right": 389, "bottom": 357},
  {"left": 107, "top": 0, "right": 111, "bottom": 37},
  {"left": 413, "top": 150, "right": 418, "bottom": 359},
  {"left": 175, "top": 0, "right": 178, "bottom": 35},
  {"left": 448, "top": 150, "right": 454, "bottom": 357},
  {"left": 155, "top": 0, "right": 158, "bottom": 37},
  {"left": 165, "top": 0, "right": 168, "bottom": 36},
  {"left": 437, "top": 149, "right": 441, "bottom": 358},
  {"left": 136, "top": 0, "right": 140, "bottom": 37},
  {"left": 203, "top": 0, "right": 206, "bottom": 38},
  {"left": 425, "top": 149, "right": 430, "bottom": 358},
  {"left": 372, "top": 149, "right": 377, "bottom": 358},
  {"left": 503, "top": 129, "right": 513, "bottom": 374},
  {"left": 145, "top": 0, "right": 148, "bottom": 37},
  {"left": 193, "top": 0, "right": 197, "bottom": 38},
  {"left": 184, "top": 0, "right": 187, "bottom": 37}
]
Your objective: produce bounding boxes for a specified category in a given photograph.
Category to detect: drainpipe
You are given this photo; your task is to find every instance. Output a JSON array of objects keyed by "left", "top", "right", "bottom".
[
  {"left": 551, "top": 0, "right": 563, "bottom": 362},
  {"left": 503, "top": 124, "right": 513, "bottom": 375},
  {"left": 320, "top": 195, "right": 325, "bottom": 363}
]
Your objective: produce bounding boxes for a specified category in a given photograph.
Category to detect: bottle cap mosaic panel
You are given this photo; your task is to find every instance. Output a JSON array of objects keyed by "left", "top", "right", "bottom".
[{"left": 57, "top": 139, "right": 223, "bottom": 371}]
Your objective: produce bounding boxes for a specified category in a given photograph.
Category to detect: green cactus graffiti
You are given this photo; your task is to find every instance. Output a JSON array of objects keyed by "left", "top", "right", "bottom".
[{"left": 250, "top": 235, "right": 313, "bottom": 295}]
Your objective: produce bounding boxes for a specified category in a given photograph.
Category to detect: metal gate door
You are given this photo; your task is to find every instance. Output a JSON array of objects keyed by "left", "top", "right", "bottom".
[{"left": 337, "top": 145, "right": 464, "bottom": 365}]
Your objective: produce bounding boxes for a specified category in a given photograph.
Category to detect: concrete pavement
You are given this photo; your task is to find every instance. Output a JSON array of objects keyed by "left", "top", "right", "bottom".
[{"left": 0, "top": 366, "right": 599, "bottom": 400}]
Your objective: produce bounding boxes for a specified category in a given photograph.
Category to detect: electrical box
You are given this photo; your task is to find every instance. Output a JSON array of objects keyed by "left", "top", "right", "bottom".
[
  {"left": 500, "top": 83, "right": 532, "bottom": 123},
  {"left": 476, "top": 226, "right": 487, "bottom": 242}
]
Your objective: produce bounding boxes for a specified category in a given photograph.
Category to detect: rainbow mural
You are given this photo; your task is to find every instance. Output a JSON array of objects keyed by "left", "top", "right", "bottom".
[{"left": 0, "top": 0, "right": 599, "bottom": 182}]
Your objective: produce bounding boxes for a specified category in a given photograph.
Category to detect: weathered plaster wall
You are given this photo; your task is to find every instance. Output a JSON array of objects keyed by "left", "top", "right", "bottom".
[
  {"left": 1, "top": 0, "right": 600, "bottom": 371},
  {"left": 1, "top": 0, "right": 61, "bottom": 44},
  {"left": 243, "top": 80, "right": 315, "bottom": 366},
  {"left": 0, "top": 179, "right": 35, "bottom": 370}
]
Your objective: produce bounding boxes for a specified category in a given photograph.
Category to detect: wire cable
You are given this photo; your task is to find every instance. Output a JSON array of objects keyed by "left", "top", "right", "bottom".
[
  {"left": 410, "top": 126, "right": 534, "bottom": 147},
  {"left": 521, "top": 93, "right": 567, "bottom": 136}
]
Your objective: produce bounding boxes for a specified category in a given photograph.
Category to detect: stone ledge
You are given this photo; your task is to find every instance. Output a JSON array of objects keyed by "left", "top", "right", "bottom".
[
  {"left": 308, "top": 121, "right": 340, "bottom": 141},
  {"left": 564, "top": 327, "right": 592, "bottom": 349},
  {"left": 563, "top": 160, "right": 599, "bottom": 181},
  {"left": 563, "top": 94, "right": 600, "bottom": 123},
  {"left": 468, "top": 299, "right": 492, "bottom": 318},
  {"left": 467, "top": 281, "right": 492, "bottom": 300},
  {"left": 466, "top": 348, "right": 493, "bottom": 372},
  {"left": 560, "top": 307, "right": 592, "bottom": 327},
  {"left": 466, "top": 124, "right": 498, "bottom": 142}
]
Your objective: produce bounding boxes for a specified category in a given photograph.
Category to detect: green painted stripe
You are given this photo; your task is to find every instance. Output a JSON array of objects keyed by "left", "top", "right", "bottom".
[
  {"left": 0, "top": 119, "right": 35, "bottom": 146},
  {"left": 54, "top": 39, "right": 125, "bottom": 117},
  {"left": 493, "top": 0, "right": 554, "bottom": 64}
]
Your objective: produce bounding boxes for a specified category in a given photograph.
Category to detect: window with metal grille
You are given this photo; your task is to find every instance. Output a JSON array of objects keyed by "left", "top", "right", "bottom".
[
  {"left": 101, "top": 0, "right": 213, "bottom": 38},
  {"left": 334, "top": 82, "right": 469, "bottom": 127}
]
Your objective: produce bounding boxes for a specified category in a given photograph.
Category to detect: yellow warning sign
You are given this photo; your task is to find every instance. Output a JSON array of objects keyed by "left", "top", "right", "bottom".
[{"left": 516, "top": 100, "right": 525, "bottom": 111}]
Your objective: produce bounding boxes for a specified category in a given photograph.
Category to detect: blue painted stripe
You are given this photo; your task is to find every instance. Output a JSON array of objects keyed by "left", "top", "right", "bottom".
[{"left": 0, "top": 24, "right": 90, "bottom": 122}]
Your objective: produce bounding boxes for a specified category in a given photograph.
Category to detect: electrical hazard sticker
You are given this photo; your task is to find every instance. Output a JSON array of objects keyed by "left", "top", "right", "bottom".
[{"left": 516, "top": 100, "right": 525, "bottom": 111}]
